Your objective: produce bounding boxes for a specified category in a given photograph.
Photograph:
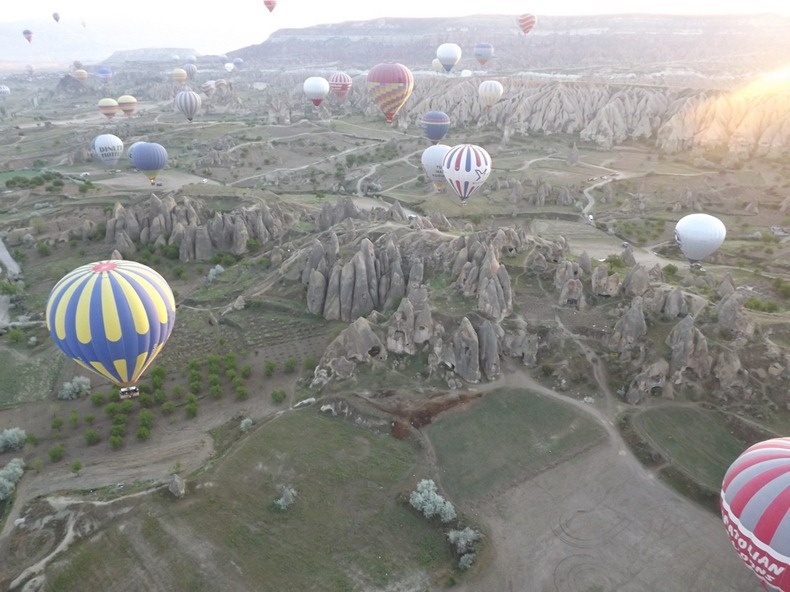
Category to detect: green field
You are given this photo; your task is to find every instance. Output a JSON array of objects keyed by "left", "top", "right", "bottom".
[
  {"left": 44, "top": 411, "right": 452, "bottom": 591},
  {"left": 632, "top": 406, "right": 754, "bottom": 492},
  {"left": 425, "top": 388, "right": 607, "bottom": 505}
]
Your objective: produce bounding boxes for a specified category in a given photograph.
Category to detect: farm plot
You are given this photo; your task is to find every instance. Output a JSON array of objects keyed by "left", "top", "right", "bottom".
[
  {"left": 424, "top": 387, "right": 607, "bottom": 506},
  {"left": 42, "top": 411, "right": 450, "bottom": 592}
]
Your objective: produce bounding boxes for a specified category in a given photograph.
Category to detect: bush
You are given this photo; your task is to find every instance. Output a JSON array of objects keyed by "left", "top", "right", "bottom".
[
  {"left": 240, "top": 365, "right": 252, "bottom": 379},
  {"left": 84, "top": 429, "right": 101, "bottom": 445},
  {"left": 271, "top": 390, "right": 287, "bottom": 404},
  {"left": 207, "top": 264, "right": 225, "bottom": 283},
  {"left": 240, "top": 418, "right": 253, "bottom": 432},
  {"left": 91, "top": 393, "right": 106, "bottom": 407},
  {"left": 0, "top": 458, "right": 25, "bottom": 501},
  {"left": 57, "top": 376, "right": 91, "bottom": 400},
  {"left": 136, "top": 426, "right": 150, "bottom": 441},
  {"left": 185, "top": 402, "right": 198, "bottom": 418},
  {"left": 109, "top": 435, "right": 123, "bottom": 450},
  {"left": 273, "top": 485, "right": 297, "bottom": 511},
  {"left": 6, "top": 328, "right": 24, "bottom": 344},
  {"left": 264, "top": 360, "right": 277, "bottom": 377},
  {"left": 283, "top": 358, "right": 297, "bottom": 374},
  {"left": 447, "top": 527, "right": 482, "bottom": 555},
  {"left": 48, "top": 444, "right": 66, "bottom": 462},
  {"left": 0, "top": 428, "right": 27, "bottom": 452},
  {"left": 303, "top": 357, "right": 317, "bottom": 372},
  {"left": 409, "top": 479, "right": 456, "bottom": 523}
]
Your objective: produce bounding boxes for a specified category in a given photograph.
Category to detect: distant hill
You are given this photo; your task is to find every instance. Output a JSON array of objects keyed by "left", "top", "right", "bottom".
[{"left": 229, "top": 13, "right": 790, "bottom": 77}]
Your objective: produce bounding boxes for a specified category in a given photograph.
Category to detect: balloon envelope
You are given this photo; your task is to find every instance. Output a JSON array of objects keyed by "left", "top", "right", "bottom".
[
  {"left": 329, "top": 71, "right": 353, "bottom": 101},
  {"left": 518, "top": 13, "right": 537, "bottom": 35},
  {"left": 183, "top": 63, "right": 198, "bottom": 79},
  {"left": 421, "top": 144, "right": 451, "bottom": 190},
  {"left": 367, "top": 63, "right": 414, "bottom": 122},
  {"left": 722, "top": 438, "right": 790, "bottom": 592},
  {"left": 264, "top": 0, "right": 277, "bottom": 11},
  {"left": 92, "top": 134, "right": 124, "bottom": 167},
  {"left": 172, "top": 68, "right": 187, "bottom": 85},
  {"left": 97, "top": 66, "right": 112, "bottom": 82},
  {"left": 473, "top": 42, "right": 494, "bottom": 65},
  {"left": 478, "top": 80, "right": 504, "bottom": 108},
  {"left": 303, "top": 76, "right": 330, "bottom": 106},
  {"left": 175, "top": 90, "right": 202, "bottom": 122},
  {"left": 45, "top": 260, "right": 176, "bottom": 387},
  {"left": 443, "top": 144, "right": 492, "bottom": 202},
  {"left": 97, "top": 98, "right": 119, "bottom": 120},
  {"left": 117, "top": 95, "right": 137, "bottom": 116},
  {"left": 419, "top": 111, "right": 451, "bottom": 144},
  {"left": 436, "top": 43, "right": 462, "bottom": 72},
  {"left": 674, "top": 213, "right": 726, "bottom": 262},
  {"left": 431, "top": 59, "right": 443, "bottom": 73},
  {"left": 74, "top": 69, "right": 88, "bottom": 83},
  {"left": 22, "top": 30, "right": 33, "bottom": 43},
  {"left": 52, "top": 13, "right": 60, "bottom": 23},
  {"left": 130, "top": 142, "right": 168, "bottom": 184}
]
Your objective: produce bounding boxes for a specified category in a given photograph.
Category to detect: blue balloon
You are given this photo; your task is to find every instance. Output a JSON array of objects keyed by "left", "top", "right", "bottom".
[
  {"left": 130, "top": 142, "right": 168, "bottom": 184},
  {"left": 45, "top": 260, "right": 176, "bottom": 387},
  {"left": 419, "top": 111, "right": 451, "bottom": 144}
]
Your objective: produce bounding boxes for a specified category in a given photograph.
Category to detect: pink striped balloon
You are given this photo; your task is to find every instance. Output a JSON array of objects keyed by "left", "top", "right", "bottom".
[
  {"left": 517, "top": 13, "right": 537, "bottom": 35},
  {"left": 329, "top": 71, "right": 352, "bottom": 101},
  {"left": 442, "top": 144, "right": 492, "bottom": 203},
  {"left": 721, "top": 438, "right": 790, "bottom": 591}
]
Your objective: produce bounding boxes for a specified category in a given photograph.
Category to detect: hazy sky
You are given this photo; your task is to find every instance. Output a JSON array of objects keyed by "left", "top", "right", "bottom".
[{"left": 3, "top": 0, "right": 789, "bottom": 56}]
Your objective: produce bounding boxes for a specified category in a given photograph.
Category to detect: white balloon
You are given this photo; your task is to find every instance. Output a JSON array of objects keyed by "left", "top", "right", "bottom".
[
  {"left": 91, "top": 134, "right": 124, "bottom": 167},
  {"left": 675, "top": 213, "right": 726, "bottom": 262},
  {"left": 303, "top": 76, "right": 330, "bottom": 105},
  {"left": 436, "top": 43, "right": 462, "bottom": 72},
  {"left": 174, "top": 90, "right": 202, "bottom": 122},
  {"left": 421, "top": 144, "right": 452, "bottom": 190},
  {"left": 478, "top": 80, "right": 504, "bottom": 108}
]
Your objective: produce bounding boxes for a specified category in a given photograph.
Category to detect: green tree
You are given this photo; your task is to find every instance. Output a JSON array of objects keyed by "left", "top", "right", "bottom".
[
  {"left": 70, "top": 460, "right": 82, "bottom": 476},
  {"left": 264, "top": 360, "right": 277, "bottom": 377},
  {"left": 84, "top": 429, "right": 101, "bottom": 446},
  {"left": 48, "top": 444, "right": 65, "bottom": 462}
]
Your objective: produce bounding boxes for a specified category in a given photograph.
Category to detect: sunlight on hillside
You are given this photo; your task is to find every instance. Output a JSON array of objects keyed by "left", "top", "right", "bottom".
[{"left": 738, "top": 65, "right": 790, "bottom": 98}]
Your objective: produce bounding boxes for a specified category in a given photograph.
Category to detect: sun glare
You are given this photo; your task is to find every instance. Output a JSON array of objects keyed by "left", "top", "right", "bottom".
[{"left": 740, "top": 65, "right": 790, "bottom": 97}]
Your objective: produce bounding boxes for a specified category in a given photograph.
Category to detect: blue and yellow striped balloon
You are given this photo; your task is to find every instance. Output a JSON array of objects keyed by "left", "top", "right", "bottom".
[{"left": 45, "top": 260, "right": 176, "bottom": 387}]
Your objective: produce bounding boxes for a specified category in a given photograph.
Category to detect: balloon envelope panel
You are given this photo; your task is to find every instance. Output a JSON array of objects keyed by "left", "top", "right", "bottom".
[
  {"left": 46, "top": 261, "right": 176, "bottom": 386},
  {"left": 722, "top": 438, "right": 790, "bottom": 591}
]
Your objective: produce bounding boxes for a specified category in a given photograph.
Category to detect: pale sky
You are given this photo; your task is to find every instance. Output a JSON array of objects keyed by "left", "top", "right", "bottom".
[{"left": 2, "top": 0, "right": 789, "bottom": 57}]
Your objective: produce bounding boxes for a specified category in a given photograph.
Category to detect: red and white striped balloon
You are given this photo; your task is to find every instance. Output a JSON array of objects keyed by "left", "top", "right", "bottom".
[
  {"left": 721, "top": 438, "right": 790, "bottom": 591},
  {"left": 517, "top": 13, "right": 537, "bottom": 35}
]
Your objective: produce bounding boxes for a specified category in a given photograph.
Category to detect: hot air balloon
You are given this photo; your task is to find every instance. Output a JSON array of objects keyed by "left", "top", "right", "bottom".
[
  {"left": 172, "top": 68, "right": 187, "bottom": 85},
  {"left": 233, "top": 57, "right": 244, "bottom": 68},
  {"left": 22, "top": 30, "right": 33, "bottom": 43},
  {"left": 127, "top": 141, "right": 146, "bottom": 163},
  {"left": 215, "top": 79, "right": 228, "bottom": 92},
  {"left": 443, "top": 144, "right": 492, "bottom": 204},
  {"left": 478, "top": 80, "right": 504, "bottom": 108},
  {"left": 73, "top": 69, "right": 88, "bottom": 83},
  {"left": 45, "top": 260, "right": 176, "bottom": 388},
  {"left": 200, "top": 80, "right": 216, "bottom": 96},
  {"left": 185, "top": 55, "right": 197, "bottom": 64},
  {"left": 518, "top": 13, "right": 537, "bottom": 35},
  {"left": 218, "top": 54, "right": 228, "bottom": 63},
  {"left": 130, "top": 142, "right": 168, "bottom": 184},
  {"left": 52, "top": 13, "right": 60, "bottom": 23},
  {"left": 183, "top": 63, "right": 198, "bottom": 80},
  {"left": 117, "top": 95, "right": 137, "bottom": 116},
  {"left": 73, "top": 60, "right": 84, "bottom": 70},
  {"left": 366, "top": 63, "right": 414, "bottom": 123},
  {"left": 721, "top": 438, "right": 790, "bottom": 592},
  {"left": 674, "top": 213, "right": 726, "bottom": 264},
  {"left": 473, "top": 42, "right": 494, "bottom": 66},
  {"left": 97, "top": 66, "right": 112, "bottom": 83},
  {"left": 97, "top": 98, "right": 119, "bottom": 120},
  {"left": 175, "top": 90, "right": 202, "bottom": 122},
  {"left": 419, "top": 111, "right": 451, "bottom": 144},
  {"left": 264, "top": 0, "right": 277, "bottom": 12},
  {"left": 329, "top": 71, "right": 352, "bottom": 101},
  {"left": 0, "top": 86, "right": 10, "bottom": 100},
  {"left": 91, "top": 134, "right": 124, "bottom": 167},
  {"left": 224, "top": 63, "right": 235, "bottom": 73},
  {"left": 436, "top": 43, "right": 462, "bottom": 73},
  {"left": 303, "top": 77, "right": 330, "bottom": 106},
  {"left": 421, "top": 144, "right": 451, "bottom": 190}
]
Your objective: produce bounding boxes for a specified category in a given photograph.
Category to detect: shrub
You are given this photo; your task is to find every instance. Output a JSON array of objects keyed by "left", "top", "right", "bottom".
[
  {"left": 264, "top": 360, "right": 277, "bottom": 377},
  {"left": 0, "top": 458, "right": 25, "bottom": 501},
  {"left": 109, "top": 435, "right": 123, "bottom": 450},
  {"left": 303, "top": 357, "right": 317, "bottom": 372},
  {"left": 6, "top": 328, "right": 24, "bottom": 344},
  {"left": 0, "top": 428, "right": 27, "bottom": 452},
  {"left": 91, "top": 393, "right": 106, "bottom": 407},
  {"left": 271, "top": 390, "right": 287, "bottom": 404},
  {"left": 162, "top": 402, "right": 175, "bottom": 415},
  {"left": 235, "top": 386, "right": 249, "bottom": 400},
  {"left": 48, "top": 444, "right": 66, "bottom": 462},
  {"left": 57, "top": 376, "right": 91, "bottom": 400},
  {"left": 51, "top": 417, "right": 64, "bottom": 431},
  {"left": 84, "top": 429, "right": 101, "bottom": 445},
  {"left": 240, "top": 365, "right": 252, "bottom": 379},
  {"left": 240, "top": 418, "right": 253, "bottom": 432},
  {"left": 409, "top": 479, "right": 456, "bottom": 523},
  {"left": 447, "top": 527, "right": 482, "bottom": 555},
  {"left": 136, "top": 426, "right": 150, "bottom": 441},
  {"left": 273, "top": 485, "right": 297, "bottom": 510},
  {"left": 185, "top": 402, "right": 198, "bottom": 418},
  {"left": 283, "top": 358, "right": 297, "bottom": 374}
]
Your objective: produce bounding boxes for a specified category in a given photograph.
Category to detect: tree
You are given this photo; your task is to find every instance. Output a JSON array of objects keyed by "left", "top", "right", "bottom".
[
  {"left": 264, "top": 360, "right": 277, "bottom": 377},
  {"left": 84, "top": 429, "right": 101, "bottom": 446},
  {"left": 70, "top": 460, "right": 82, "bottom": 476},
  {"left": 409, "top": 479, "right": 456, "bottom": 523},
  {"left": 0, "top": 428, "right": 26, "bottom": 452}
]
